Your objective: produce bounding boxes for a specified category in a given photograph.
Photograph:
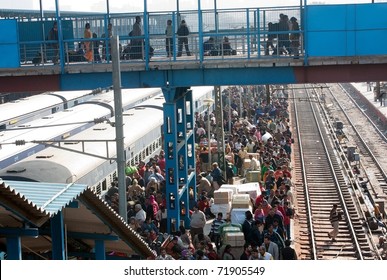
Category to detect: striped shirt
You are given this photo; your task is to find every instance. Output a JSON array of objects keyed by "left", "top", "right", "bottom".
[{"left": 210, "top": 218, "right": 225, "bottom": 235}]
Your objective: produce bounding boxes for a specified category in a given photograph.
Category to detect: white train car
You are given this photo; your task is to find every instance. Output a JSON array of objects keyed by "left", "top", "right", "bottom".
[
  {"left": 0, "top": 90, "right": 97, "bottom": 130},
  {"left": 0, "top": 86, "right": 214, "bottom": 196},
  {"left": 0, "top": 88, "right": 161, "bottom": 169}
]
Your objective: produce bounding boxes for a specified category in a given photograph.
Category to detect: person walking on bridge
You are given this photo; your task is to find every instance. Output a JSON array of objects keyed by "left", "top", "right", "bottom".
[{"left": 177, "top": 20, "right": 191, "bottom": 56}]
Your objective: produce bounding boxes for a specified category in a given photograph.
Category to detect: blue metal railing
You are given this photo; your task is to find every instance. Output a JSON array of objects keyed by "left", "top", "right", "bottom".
[{"left": 14, "top": 5, "right": 303, "bottom": 71}]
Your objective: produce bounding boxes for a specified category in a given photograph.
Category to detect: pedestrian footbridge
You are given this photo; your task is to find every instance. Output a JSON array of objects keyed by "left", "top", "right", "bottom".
[{"left": 1, "top": 2, "right": 387, "bottom": 92}]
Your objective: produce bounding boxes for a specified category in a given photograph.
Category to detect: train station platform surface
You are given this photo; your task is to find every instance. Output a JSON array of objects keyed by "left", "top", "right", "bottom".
[{"left": 351, "top": 83, "right": 387, "bottom": 126}]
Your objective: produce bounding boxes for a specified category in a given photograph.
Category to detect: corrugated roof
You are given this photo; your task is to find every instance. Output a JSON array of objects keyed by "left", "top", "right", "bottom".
[
  {"left": 0, "top": 179, "right": 87, "bottom": 217},
  {"left": 0, "top": 179, "right": 156, "bottom": 258}
]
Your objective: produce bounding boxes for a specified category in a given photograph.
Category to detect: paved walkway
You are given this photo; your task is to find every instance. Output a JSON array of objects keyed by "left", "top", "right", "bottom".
[{"left": 351, "top": 82, "right": 387, "bottom": 126}]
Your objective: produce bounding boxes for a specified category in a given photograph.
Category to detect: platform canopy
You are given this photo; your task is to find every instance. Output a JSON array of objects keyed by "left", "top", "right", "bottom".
[{"left": 0, "top": 179, "right": 155, "bottom": 258}]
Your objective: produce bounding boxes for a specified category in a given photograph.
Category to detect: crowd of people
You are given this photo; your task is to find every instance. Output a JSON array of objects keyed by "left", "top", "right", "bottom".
[
  {"left": 188, "top": 85, "right": 297, "bottom": 260},
  {"left": 102, "top": 84, "right": 297, "bottom": 260},
  {"left": 265, "top": 13, "right": 300, "bottom": 58}
]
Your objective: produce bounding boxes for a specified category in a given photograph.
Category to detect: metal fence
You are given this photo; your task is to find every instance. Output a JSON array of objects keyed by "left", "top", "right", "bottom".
[{"left": 15, "top": 6, "right": 303, "bottom": 66}]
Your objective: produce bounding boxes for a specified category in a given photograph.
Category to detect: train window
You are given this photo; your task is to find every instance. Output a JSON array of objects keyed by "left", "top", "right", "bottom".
[
  {"left": 139, "top": 153, "right": 142, "bottom": 162},
  {"left": 0, "top": 124, "right": 5, "bottom": 130},
  {"left": 36, "top": 155, "right": 53, "bottom": 158},
  {"left": 102, "top": 179, "right": 107, "bottom": 192},
  {"left": 96, "top": 183, "right": 102, "bottom": 195},
  {"left": 146, "top": 147, "right": 149, "bottom": 156},
  {"left": 135, "top": 155, "right": 139, "bottom": 163},
  {"left": 6, "top": 167, "right": 26, "bottom": 173},
  {"left": 142, "top": 150, "right": 146, "bottom": 159},
  {"left": 64, "top": 142, "right": 79, "bottom": 145}
]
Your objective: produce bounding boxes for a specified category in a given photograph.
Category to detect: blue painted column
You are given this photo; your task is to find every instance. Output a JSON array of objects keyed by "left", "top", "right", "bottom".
[
  {"left": 246, "top": 9, "right": 251, "bottom": 58},
  {"left": 214, "top": 0, "right": 219, "bottom": 33},
  {"left": 95, "top": 239, "right": 106, "bottom": 260},
  {"left": 184, "top": 89, "right": 196, "bottom": 228},
  {"left": 257, "top": 8, "right": 261, "bottom": 58},
  {"left": 143, "top": 0, "right": 149, "bottom": 68},
  {"left": 163, "top": 92, "right": 180, "bottom": 233},
  {"left": 0, "top": 228, "right": 39, "bottom": 260},
  {"left": 176, "top": 96, "right": 190, "bottom": 228},
  {"left": 198, "top": 0, "right": 204, "bottom": 62},
  {"left": 303, "top": 0, "right": 308, "bottom": 65},
  {"left": 51, "top": 211, "right": 66, "bottom": 260},
  {"left": 6, "top": 236, "right": 22, "bottom": 260},
  {"left": 54, "top": 0, "right": 64, "bottom": 72}
]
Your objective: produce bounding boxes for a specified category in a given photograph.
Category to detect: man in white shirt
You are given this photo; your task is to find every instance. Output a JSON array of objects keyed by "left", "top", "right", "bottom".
[
  {"left": 156, "top": 248, "right": 174, "bottom": 260},
  {"left": 190, "top": 205, "right": 206, "bottom": 239},
  {"left": 135, "top": 204, "right": 146, "bottom": 226},
  {"left": 246, "top": 139, "right": 255, "bottom": 153},
  {"left": 247, "top": 154, "right": 260, "bottom": 171}
]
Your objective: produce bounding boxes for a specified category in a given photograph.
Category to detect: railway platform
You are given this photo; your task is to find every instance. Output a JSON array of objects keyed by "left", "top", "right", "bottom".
[{"left": 351, "top": 83, "right": 387, "bottom": 127}]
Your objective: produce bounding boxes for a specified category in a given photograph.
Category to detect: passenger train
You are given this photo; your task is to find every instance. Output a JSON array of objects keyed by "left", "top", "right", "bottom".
[
  {"left": 0, "top": 86, "right": 214, "bottom": 196},
  {"left": 0, "top": 90, "right": 99, "bottom": 130},
  {"left": 0, "top": 88, "right": 160, "bottom": 170}
]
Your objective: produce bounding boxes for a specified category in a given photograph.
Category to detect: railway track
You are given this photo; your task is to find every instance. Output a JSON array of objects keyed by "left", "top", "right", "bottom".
[
  {"left": 327, "top": 83, "right": 387, "bottom": 198},
  {"left": 290, "top": 84, "right": 380, "bottom": 259}
]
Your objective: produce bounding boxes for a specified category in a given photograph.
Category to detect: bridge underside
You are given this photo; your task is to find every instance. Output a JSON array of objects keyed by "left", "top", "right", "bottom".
[{"left": 2, "top": 62, "right": 387, "bottom": 92}]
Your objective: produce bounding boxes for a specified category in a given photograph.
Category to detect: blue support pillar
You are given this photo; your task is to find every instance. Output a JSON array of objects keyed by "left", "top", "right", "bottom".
[
  {"left": 184, "top": 89, "right": 196, "bottom": 228},
  {"left": 54, "top": 0, "right": 64, "bottom": 73},
  {"left": 0, "top": 228, "right": 39, "bottom": 260},
  {"left": 95, "top": 239, "right": 106, "bottom": 260},
  {"left": 176, "top": 96, "right": 189, "bottom": 228},
  {"left": 143, "top": 0, "right": 149, "bottom": 68},
  {"left": 50, "top": 211, "right": 66, "bottom": 260},
  {"left": 176, "top": 97, "right": 187, "bottom": 185},
  {"left": 198, "top": 0, "right": 204, "bottom": 62},
  {"left": 163, "top": 95, "right": 180, "bottom": 233},
  {"left": 6, "top": 236, "right": 22, "bottom": 260},
  {"left": 163, "top": 86, "right": 196, "bottom": 232}
]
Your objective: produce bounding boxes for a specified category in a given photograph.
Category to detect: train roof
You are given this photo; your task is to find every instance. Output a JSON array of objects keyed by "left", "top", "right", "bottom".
[
  {"left": 0, "top": 90, "right": 94, "bottom": 125},
  {"left": 0, "top": 95, "right": 165, "bottom": 184},
  {"left": 0, "top": 88, "right": 162, "bottom": 169}
]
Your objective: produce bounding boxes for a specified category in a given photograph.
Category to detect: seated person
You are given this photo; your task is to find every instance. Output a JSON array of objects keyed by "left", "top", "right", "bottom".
[
  {"left": 203, "top": 37, "right": 217, "bottom": 56},
  {"left": 222, "top": 36, "right": 235, "bottom": 55}
]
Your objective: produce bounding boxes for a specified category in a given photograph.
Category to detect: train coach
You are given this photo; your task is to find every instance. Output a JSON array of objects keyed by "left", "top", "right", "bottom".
[
  {"left": 0, "top": 87, "right": 161, "bottom": 170},
  {"left": 0, "top": 90, "right": 99, "bottom": 130},
  {"left": 0, "top": 86, "right": 214, "bottom": 197}
]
